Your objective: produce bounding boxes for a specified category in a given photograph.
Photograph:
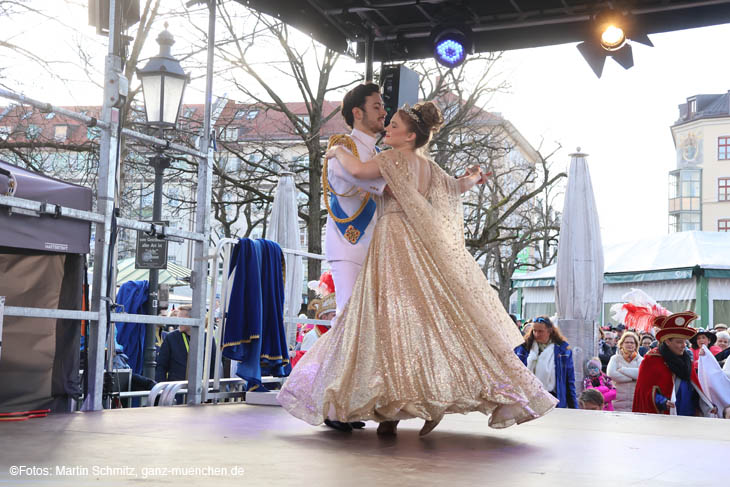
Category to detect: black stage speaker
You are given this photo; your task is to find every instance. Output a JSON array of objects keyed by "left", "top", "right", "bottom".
[{"left": 380, "top": 64, "right": 419, "bottom": 125}]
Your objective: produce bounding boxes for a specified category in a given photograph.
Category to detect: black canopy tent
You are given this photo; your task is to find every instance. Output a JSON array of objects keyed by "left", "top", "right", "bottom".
[
  {"left": 240, "top": 0, "right": 730, "bottom": 64},
  {"left": 0, "top": 160, "right": 91, "bottom": 413}
]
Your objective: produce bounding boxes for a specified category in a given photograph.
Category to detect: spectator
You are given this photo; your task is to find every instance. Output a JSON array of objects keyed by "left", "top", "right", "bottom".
[
  {"left": 599, "top": 331, "right": 617, "bottom": 372},
  {"left": 638, "top": 333, "right": 654, "bottom": 357},
  {"left": 717, "top": 331, "right": 730, "bottom": 351},
  {"left": 714, "top": 323, "right": 728, "bottom": 333},
  {"left": 515, "top": 316, "right": 577, "bottom": 409},
  {"left": 156, "top": 306, "right": 217, "bottom": 403},
  {"left": 714, "top": 331, "right": 730, "bottom": 367},
  {"left": 583, "top": 357, "right": 616, "bottom": 411},
  {"left": 613, "top": 323, "right": 626, "bottom": 340},
  {"left": 579, "top": 388, "right": 605, "bottom": 411},
  {"left": 689, "top": 330, "right": 722, "bottom": 373},
  {"left": 607, "top": 331, "right": 643, "bottom": 411}
]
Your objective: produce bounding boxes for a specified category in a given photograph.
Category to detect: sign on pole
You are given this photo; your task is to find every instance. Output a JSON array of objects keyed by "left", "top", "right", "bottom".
[{"left": 135, "top": 222, "right": 168, "bottom": 270}]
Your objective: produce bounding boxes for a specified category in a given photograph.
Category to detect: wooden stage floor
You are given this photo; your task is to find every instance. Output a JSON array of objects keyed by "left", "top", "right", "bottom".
[{"left": 0, "top": 403, "right": 727, "bottom": 486}]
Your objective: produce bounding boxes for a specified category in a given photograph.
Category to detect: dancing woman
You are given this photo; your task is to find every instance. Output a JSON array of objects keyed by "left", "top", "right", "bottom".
[{"left": 278, "top": 102, "right": 556, "bottom": 435}]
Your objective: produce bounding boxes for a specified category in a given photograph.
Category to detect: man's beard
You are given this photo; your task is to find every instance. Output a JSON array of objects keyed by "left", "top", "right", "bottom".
[{"left": 363, "top": 114, "right": 384, "bottom": 134}]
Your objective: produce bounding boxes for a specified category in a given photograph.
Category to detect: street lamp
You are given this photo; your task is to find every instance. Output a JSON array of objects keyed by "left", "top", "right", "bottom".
[
  {"left": 137, "top": 23, "right": 188, "bottom": 129},
  {"left": 137, "top": 24, "right": 187, "bottom": 380}
]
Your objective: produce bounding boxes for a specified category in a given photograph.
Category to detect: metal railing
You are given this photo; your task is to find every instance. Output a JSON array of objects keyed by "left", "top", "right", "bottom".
[{"left": 0, "top": 0, "right": 219, "bottom": 411}]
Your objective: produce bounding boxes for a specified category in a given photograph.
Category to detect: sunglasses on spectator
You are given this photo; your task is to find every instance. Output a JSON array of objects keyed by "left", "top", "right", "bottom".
[{"left": 532, "top": 317, "right": 550, "bottom": 326}]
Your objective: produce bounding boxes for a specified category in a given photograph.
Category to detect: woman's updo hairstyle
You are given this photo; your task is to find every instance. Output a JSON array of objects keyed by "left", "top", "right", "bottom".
[{"left": 397, "top": 101, "right": 444, "bottom": 149}]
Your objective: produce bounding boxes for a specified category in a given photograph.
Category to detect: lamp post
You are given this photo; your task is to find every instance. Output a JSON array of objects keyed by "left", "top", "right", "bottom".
[{"left": 137, "top": 24, "right": 187, "bottom": 380}]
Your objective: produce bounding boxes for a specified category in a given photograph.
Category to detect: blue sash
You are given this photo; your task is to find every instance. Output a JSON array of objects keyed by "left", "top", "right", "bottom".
[{"left": 330, "top": 193, "right": 376, "bottom": 245}]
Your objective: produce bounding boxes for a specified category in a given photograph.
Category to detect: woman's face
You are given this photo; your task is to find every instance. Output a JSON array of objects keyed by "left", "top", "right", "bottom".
[
  {"left": 532, "top": 322, "right": 550, "bottom": 344},
  {"left": 696, "top": 335, "right": 710, "bottom": 348},
  {"left": 621, "top": 337, "right": 637, "bottom": 353},
  {"left": 641, "top": 337, "right": 652, "bottom": 348},
  {"left": 382, "top": 112, "right": 415, "bottom": 149},
  {"left": 717, "top": 336, "right": 730, "bottom": 350}
]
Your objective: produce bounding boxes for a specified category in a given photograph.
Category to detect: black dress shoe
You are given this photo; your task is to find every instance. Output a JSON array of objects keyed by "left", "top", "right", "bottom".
[
  {"left": 349, "top": 421, "right": 366, "bottom": 429},
  {"left": 324, "top": 419, "right": 353, "bottom": 432}
]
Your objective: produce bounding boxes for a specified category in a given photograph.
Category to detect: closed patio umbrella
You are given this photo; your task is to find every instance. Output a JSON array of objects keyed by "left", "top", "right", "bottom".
[
  {"left": 555, "top": 148, "right": 604, "bottom": 389},
  {"left": 267, "top": 170, "right": 303, "bottom": 346}
]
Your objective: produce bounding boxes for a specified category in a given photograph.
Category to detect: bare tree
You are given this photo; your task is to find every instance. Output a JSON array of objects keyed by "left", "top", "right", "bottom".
[{"left": 406, "top": 55, "right": 567, "bottom": 307}]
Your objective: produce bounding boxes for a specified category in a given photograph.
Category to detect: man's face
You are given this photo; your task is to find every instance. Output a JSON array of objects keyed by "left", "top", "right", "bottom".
[
  {"left": 604, "top": 333, "right": 616, "bottom": 347},
  {"left": 354, "top": 92, "right": 386, "bottom": 134},
  {"left": 664, "top": 337, "right": 687, "bottom": 356}
]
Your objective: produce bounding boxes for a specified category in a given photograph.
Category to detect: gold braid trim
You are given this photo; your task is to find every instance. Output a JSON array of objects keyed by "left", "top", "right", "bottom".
[{"left": 323, "top": 134, "right": 372, "bottom": 224}]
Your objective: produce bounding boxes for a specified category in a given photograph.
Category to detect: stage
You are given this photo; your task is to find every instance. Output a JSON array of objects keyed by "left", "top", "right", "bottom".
[{"left": 0, "top": 403, "right": 727, "bottom": 486}]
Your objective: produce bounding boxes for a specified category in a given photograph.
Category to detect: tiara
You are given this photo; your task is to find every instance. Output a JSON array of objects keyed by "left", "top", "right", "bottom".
[{"left": 400, "top": 104, "right": 422, "bottom": 124}]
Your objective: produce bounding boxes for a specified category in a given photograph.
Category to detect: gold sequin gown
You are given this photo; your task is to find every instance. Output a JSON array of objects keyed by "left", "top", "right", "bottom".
[{"left": 278, "top": 149, "right": 557, "bottom": 428}]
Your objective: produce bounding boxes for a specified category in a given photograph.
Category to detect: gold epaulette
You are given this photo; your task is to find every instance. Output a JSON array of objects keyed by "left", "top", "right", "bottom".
[{"left": 322, "top": 134, "right": 371, "bottom": 224}]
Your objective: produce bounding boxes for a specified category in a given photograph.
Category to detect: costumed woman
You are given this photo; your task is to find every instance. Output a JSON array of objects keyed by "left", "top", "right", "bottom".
[{"left": 277, "top": 102, "right": 557, "bottom": 436}]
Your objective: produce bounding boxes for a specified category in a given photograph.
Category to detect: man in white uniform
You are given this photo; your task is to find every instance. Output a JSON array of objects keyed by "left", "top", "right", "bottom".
[
  {"left": 321, "top": 83, "right": 386, "bottom": 432},
  {"left": 325, "top": 83, "right": 387, "bottom": 315}
]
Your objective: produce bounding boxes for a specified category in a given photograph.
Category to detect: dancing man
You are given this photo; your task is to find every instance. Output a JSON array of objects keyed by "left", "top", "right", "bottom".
[{"left": 320, "top": 82, "right": 387, "bottom": 432}]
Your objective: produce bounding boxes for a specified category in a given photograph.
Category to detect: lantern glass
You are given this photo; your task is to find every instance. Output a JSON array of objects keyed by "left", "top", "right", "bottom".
[
  {"left": 162, "top": 75, "right": 186, "bottom": 126},
  {"left": 141, "top": 74, "right": 162, "bottom": 125}
]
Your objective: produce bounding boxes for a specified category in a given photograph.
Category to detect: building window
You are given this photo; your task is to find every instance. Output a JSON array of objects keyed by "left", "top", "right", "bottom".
[
  {"left": 296, "top": 115, "right": 310, "bottom": 127},
  {"left": 719, "top": 219, "right": 730, "bottom": 232},
  {"left": 54, "top": 125, "right": 68, "bottom": 141},
  {"left": 0, "top": 126, "right": 11, "bottom": 140},
  {"left": 688, "top": 98, "right": 697, "bottom": 115},
  {"left": 246, "top": 110, "right": 259, "bottom": 120},
  {"left": 221, "top": 127, "right": 238, "bottom": 141},
  {"left": 234, "top": 109, "right": 246, "bottom": 120},
  {"left": 720, "top": 178, "right": 730, "bottom": 202},
  {"left": 668, "top": 169, "right": 701, "bottom": 212},
  {"left": 719, "top": 137, "right": 730, "bottom": 160}
]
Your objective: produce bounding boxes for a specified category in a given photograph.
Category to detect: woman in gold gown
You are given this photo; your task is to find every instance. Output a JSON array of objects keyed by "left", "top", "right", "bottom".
[{"left": 277, "top": 102, "right": 557, "bottom": 436}]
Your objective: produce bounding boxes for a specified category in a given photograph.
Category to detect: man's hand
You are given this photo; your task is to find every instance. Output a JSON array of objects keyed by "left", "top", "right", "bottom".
[{"left": 666, "top": 401, "right": 675, "bottom": 409}]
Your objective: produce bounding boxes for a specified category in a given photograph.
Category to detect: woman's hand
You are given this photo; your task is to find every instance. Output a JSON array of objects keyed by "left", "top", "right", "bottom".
[
  {"left": 325, "top": 146, "right": 340, "bottom": 160},
  {"left": 465, "top": 165, "right": 491, "bottom": 184}
]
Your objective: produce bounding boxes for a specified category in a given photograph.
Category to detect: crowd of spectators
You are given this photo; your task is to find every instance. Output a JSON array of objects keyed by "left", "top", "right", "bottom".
[{"left": 512, "top": 315, "right": 730, "bottom": 418}]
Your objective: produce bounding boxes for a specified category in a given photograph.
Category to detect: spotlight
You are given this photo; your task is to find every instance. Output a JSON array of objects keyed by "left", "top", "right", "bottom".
[
  {"left": 577, "top": 10, "right": 652, "bottom": 78},
  {"left": 600, "top": 25, "right": 626, "bottom": 51},
  {"left": 431, "top": 25, "right": 472, "bottom": 68}
]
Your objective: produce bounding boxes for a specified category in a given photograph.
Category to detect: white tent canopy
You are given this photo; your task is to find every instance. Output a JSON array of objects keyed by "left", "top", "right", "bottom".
[
  {"left": 516, "top": 231, "right": 730, "bottom": 285},
  {"left": 513, "top": 231, "right": 730, "bottom": 328}
]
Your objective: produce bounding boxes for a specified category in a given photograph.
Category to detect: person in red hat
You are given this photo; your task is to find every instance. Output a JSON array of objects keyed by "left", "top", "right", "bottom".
[{"left": 632, "top": 311, "right": 715, "bottom": 416}]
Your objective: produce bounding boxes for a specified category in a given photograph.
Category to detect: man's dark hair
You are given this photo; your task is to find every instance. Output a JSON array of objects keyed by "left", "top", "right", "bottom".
[{"left": 341, "top": 82, "right": 380, "bottom": 128}]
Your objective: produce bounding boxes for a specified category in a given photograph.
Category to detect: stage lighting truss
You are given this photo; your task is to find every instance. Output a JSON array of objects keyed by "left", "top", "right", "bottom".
[
  {"left": 431, "top": 25, "right": 473, "bottom": 68},
  {"left": 577, "top": 10, "right": 653, "bottom": 78}
]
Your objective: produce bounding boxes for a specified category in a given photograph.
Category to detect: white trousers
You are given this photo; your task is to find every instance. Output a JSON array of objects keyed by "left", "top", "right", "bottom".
[{"left": 329, "top": 260, "right": 362, "bottom": 317}]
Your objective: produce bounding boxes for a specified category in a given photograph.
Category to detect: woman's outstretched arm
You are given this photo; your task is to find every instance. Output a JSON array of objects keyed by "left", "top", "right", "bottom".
[{"left": 325, "top": 145, "right": 383, "bottom": 180}]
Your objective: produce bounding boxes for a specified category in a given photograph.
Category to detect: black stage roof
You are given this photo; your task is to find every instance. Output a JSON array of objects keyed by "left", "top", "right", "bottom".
[{"left": 238, "top": 0, "right": 730, "bottom": 62}]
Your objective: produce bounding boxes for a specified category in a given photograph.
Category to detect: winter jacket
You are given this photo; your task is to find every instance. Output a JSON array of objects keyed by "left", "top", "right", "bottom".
[
  {"left": 607, "top": 352, "right": 643, "bottom": 412},
  {"left": 515, "top": 340, "right": 577, "bottom": 409}
]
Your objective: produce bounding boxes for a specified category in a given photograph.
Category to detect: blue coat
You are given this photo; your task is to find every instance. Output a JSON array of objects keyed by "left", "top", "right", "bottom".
[{"left": 515, "top": 341, "right": 577, "bottom": 409}]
